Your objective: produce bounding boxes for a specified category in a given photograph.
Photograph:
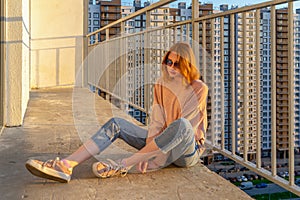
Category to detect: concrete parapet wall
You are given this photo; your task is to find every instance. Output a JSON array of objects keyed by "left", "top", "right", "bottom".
[{"left": 30, "top": 0, "right": 85, "bottom": 88}]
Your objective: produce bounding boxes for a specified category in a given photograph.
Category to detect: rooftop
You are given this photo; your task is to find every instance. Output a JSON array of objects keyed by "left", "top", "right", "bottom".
[{"left": 0, "top": 87, "right": 252, "bottom": 200}]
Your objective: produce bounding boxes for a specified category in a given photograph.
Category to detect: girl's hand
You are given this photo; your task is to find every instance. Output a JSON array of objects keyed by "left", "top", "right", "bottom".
[{"left": 137, "top": 161, "right": 148, "bottom": 173}]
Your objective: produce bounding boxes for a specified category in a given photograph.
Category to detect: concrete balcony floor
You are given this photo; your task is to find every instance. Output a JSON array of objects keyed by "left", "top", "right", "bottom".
[{"left": 0, "top": 87, "right": 252, "bottom": 200}]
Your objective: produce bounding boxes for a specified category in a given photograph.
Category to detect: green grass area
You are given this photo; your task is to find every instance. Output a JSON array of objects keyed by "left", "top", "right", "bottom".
[
  {"left": 252, "top": 192, "right": 299, "bottom": 200},
  {"left": 252, "top": 179, "right": 272, "bottom": 185}
]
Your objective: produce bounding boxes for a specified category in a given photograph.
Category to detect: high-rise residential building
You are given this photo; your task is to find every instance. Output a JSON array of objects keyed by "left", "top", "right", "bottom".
[
  {"left": 88, "top": 0, "right": 121, "bottom": 42},
  {"left": 122, "top": 5, "right": 135, "bottom": 33},
  {"left": 218, "top": 5, "right": 233, "bottom": 152},
  {"left": 275, "top": 8, "right": 289, "bottom": 158},
  {"left": 260, "top": 9, "right": 272, "bottom": 157},
  {"left": 209, "top": 10, "right": 222, "bottom": 150},
  {"left": 100, "top": 0, "right": 121, "bottom": 41},
  {"left": 235, "top": 11, "right": 257, "bottom": 159},
  {"left": 88, "top": 0, "right": 100, "bottom": 43}
]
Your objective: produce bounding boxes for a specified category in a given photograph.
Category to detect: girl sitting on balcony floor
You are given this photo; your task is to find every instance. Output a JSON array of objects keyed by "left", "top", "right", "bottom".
[{"left": 25, "top": 42, "right": 208, "bottom": 183}]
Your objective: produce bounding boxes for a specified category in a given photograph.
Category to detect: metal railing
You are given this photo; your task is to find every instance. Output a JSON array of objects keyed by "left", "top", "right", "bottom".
[{"left": 86, "top": 0, "right": 300, "bottom": 195}]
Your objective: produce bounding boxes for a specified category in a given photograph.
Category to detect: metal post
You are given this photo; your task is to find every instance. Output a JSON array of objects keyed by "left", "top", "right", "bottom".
[
  {"left": 288, "top": 1, "right": 295, "bottom": 186},
  {"left": 144, "top": 11, "right": 151, "bottom": 125},
  {"left": 202, "top": 21, "right": 207, "bottom": 82},
  {"left": 230, "top": 14, "right": 236, "bottom": 155},
  {"left": 105, "top": 29, "right": 110, "bottom": 100},
  {"left": 242, "top": 12, "right": 249, "bottom": 162},
  {"left": 0, "top": 0, "right": 6, "bottom": 128},
  {"left": 120, "top": 22, "right": 126, "bottom": 110},
  {"left": 220, "top": 17, "right": 225, "bottom": 151},
  {"left": 192, "top": 0, "right": 199, "bottom": 66},
  {"left": 271, "top": 5, "right": 277, "bottom": 177},
  {"left": 255, "top": 9, "right": 261, "bottom": 168}
]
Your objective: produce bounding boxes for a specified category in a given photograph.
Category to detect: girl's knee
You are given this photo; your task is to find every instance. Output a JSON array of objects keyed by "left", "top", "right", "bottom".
[{"left": 173, "top": 118, "right": 193, "bottom": 131}]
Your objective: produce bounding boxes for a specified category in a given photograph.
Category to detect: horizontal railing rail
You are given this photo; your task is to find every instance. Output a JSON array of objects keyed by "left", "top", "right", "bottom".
[{"left": 85, "top": 0, "right": 300, "bottom": 196}]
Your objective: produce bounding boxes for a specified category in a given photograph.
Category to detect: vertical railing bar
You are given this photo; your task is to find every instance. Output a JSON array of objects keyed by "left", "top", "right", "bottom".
[
  {"left": 288, "top": 1, "right": 295, "bottom": 186},
  {"left": 271, "top": 5, "right": 277, "bottom": 177},
  {"left": 210, "top": 18, "right": 215, "bottom": 77},
  {"left": 180, "top": 25, "right": 183, "bottom": 42},
  {"left": 255, "top": 9, "right": 262, "bottom": 169},
  {"left": 120, "top": 22, "right": 125, "bottom": 109},
  {"left": 144, "top": 11, "right": 151, "bottom": 125},
  {"left": 114, "top": 40, "right": 117, "bottom": 98},
  {"left": 173, "top": 26, "right": 176, "bottom": 43},
  {"left": 242, "top": 12, "right": 249, "bottom": 162},
  {"left": 160, "top": 29, "right": 162, "bottom": 74},
  {"left": 210, "top": 18, "right": 216, "bottom": 148},
  {"left": 187, "top": 23, "right": 190, "bottom": 44},
  {"left": 133, "top": 35, "right": 137, "bottom": 107},
  {"left": 220, "top": 16, "right": 225, "bottom": 151},
  {"left": 105, "top": 29, "right": 110, "bottom": 97},
  {"left": 140, "top": 33, "right": 143, "bottom": 108},
  {"left": 192, "top": 0, "right": 199, "bottom": 65},
  {"left": 95, "top": 34, "right": 98, "bottom": 45},
  {"left": 169, "top": 27, "right": 172, "bottom": 47},
  {"left": 230, "top": 14, "right": 236, "bottom": 155},
  {"left": 202, "top": 21, "right": 207, "bottom": 82}
]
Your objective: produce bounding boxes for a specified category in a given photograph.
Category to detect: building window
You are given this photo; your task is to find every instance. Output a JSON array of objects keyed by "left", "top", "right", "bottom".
[
  {"left": 93, "top": 13, "right": 99, "bottom": 18},
  {"left": 93, "top": 20, "right": 99, "bottom": 25}
]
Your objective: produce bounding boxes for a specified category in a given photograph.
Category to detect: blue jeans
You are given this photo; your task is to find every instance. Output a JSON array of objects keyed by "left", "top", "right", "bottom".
[{"left": 91, "top": 117, "right": 201, "bottom": 167}]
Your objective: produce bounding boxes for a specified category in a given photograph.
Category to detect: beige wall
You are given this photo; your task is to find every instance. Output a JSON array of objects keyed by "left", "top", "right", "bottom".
[
  {"left": 30, "top": 0, "right": 85, "bottom": 88},
  {"left": 1, "top": 0, "right": 86, "bottom": 126}
]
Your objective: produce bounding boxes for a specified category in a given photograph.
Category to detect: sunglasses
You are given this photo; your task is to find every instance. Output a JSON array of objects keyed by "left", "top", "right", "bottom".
[{"left": 165, "top": 59, "right": 180, "bottom": 68}]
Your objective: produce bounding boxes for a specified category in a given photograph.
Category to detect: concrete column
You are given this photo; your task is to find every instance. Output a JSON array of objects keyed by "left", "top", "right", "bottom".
[
  {"left": 0, "top": 0, "right": 6, "bottom": 128},
  {"left": 2, "top": 0, "right": 30, "bottom": 127}
]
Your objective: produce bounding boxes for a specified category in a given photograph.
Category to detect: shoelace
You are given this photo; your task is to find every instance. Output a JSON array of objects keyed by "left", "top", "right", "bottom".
[
  {"left": 42, "top": 157, "right": 60, "bottom": 168},
  {"left": 101, "top": 159, "right": 128, "bottom": 177},
  {"left": 41, "top": 157, "right": 72, "bottom": 174}
]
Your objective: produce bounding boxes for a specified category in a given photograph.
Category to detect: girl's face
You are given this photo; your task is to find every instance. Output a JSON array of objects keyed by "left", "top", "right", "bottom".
[{"left": 166, "top": 52, "right": 181, "bottom": 78}]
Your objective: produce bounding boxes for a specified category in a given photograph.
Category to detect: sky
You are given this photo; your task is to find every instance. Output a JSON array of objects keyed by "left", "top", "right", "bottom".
[{"left": 121, "top": 0, "right": 300, "bottom": 11}]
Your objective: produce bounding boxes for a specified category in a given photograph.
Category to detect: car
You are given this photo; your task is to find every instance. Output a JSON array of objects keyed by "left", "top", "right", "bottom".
[
  {"left": 278, "top": 171, "right": 287, "bottom": 178},
  {"left": 240, "top": 181, "right": 253, "bottom": 190},
  {"left": 256, "top": 183, "right": 268, "bottom": 188},
  {"left": 228, "top": 167, "right": 239, "bottom": 173},
  {"left": 237, "top": 175, "right": 248, "bottom": 182},
  {"left": 250, "top": 174, "right": 259, "bottom": 180},
  {"left": 243, "top": 174, "right": 252, "bottom": 181},
  {"left": 240, "top": 167, "right": 249, "bottom": 171}
]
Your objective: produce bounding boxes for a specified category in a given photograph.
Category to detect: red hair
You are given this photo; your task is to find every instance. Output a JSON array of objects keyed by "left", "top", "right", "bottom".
[{"left": 161, "top": 42, "right": 200, "bottom": 84}]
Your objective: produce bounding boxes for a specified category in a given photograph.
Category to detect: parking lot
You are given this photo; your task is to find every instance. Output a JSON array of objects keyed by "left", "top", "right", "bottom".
[{"left": 206, "top": 156, "right": 300, "bottom": 188}]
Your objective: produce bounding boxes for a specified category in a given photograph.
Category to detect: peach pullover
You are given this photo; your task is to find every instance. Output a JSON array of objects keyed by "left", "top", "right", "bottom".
[{"left": 148, "top": 75, "right": 208, "bottom": 142}]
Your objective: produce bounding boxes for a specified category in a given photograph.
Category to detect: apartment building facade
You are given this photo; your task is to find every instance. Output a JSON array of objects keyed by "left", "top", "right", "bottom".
[
  {"left": 235, "top": 11, "right": 257, "bottom": 159},
  {"left": 260, "top": 9, "right": 272, "bottom": 157},
  {"left": 88, "top": 0, "right": 121, "bottom": 42}
]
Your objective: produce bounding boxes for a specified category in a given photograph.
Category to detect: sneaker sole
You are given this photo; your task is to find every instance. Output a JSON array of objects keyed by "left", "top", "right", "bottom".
[{"left": 25, "top": 160, "right": 71, "bottom": 183}]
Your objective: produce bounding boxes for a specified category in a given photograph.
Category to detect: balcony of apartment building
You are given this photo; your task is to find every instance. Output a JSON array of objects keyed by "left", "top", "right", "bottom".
[
  {"left": 100, "top": 7, "right": 121, "bottom": 13},
  {"left": 101, "top": 14, "right": 121, "bottom": 21},
  {"left": 2, "top": 0, "right": 300, "bottom": 198}
]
